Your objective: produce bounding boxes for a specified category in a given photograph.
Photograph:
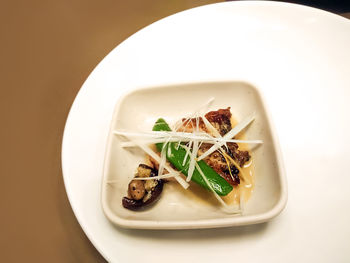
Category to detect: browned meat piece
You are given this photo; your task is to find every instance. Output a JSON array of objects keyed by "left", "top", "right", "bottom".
[
  {"left": 227, "top": 142, "right": 238, "bottom": 151},
  {"left": 178, "top": 117, "right": 207, "bottom": 133},
  {"left": 177, "top": 108, "right": 250, "bottom": 186},
  {"left": 205, "top": 107, "right": 232, "bottom": 136},
  {"left": 227, "top": 143, "right": 251, "bottom": 167},
  {"left": 234, "top": 150, "right": 251, "bottom": 167},
  {"left": 201, "top": 108, "right": 250, "bottom": 185},
  {"left": 198, "top": 143, "right": 240, "bottom": 185}
]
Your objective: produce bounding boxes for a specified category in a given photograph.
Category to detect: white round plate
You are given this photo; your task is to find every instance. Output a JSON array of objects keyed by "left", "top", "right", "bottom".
[{"left": 62, "top": 1, "right": 350, "bottom": 262}]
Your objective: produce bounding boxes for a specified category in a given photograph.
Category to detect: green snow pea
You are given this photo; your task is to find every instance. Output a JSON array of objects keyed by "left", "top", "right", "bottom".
[{"left": 152, "top": 118, "right": 233, "bottom": 196}]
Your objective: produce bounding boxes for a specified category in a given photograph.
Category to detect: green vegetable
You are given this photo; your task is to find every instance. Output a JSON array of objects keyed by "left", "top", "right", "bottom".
[{"left": 152, "top": 118, "right": 233, "bottom": 196}]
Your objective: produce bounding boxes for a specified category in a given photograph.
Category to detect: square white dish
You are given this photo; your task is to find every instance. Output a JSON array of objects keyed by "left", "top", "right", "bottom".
[{"left": 102, "top": 81, "right": 287, "bottom": 229}]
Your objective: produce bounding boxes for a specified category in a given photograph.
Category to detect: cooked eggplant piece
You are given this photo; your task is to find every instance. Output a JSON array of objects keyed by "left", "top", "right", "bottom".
[
  {"left": 122, "top": 164, "right": 164, "bottom": 211},
  {"left": 128, "top": 180, "right": 145, "bottom": 200},
  {"left": 137, "top": 164, "right": 153, "bottom": 178}
]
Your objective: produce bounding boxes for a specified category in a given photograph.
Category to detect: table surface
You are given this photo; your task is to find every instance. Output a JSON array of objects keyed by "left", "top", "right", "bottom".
[{"left": 1, "top": 1, "right": 349, "bottom": 262}]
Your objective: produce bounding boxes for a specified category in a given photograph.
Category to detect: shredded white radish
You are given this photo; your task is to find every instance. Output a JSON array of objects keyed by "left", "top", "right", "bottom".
[
  {"left": 202, "top": 115, "right": 221, "bottom": 138},
  {"left": 127, "top": 140, "right": 189, "bottom": 189},
  {"left": 116, "top": 132, "right": 263, "bottom": 145},
  {"left": 120, "top": 138, "right": 262, "bottom": 147},
  {"left": 197, "top": 97, "right": 215, "bottom": 115},
  {"left": 173, "top": 118, "right": 189, "bottom": 149},
  {"left": 220, "top": 149, "right": 251, "bottom": 185},
  {"left": 171, "top": 97, "right": 214, "bottom": 149},
  {"left": 195, "top": 162, "right": 241, "bottom": 214},
  {"left": 183, "top": 97, "right": 215, "bottom": 120},
  {"left": 131, "top": 173, "right": 177, "bottom": 180},
  {"left": 158, "top": 136, "right": 174, "bottom": 178},
  {"left": 107, "top": 173, "right": 176, "bottom": 183},
  {"left": 202, "top": 114, "right": 229, "bottom": 150},
  {"left": 197, "top": 113, "right": 256, "bottom": 161},
  {"left": 186, "top": 115, "right": 201, "bottom": 182},
  {"left": 243, "top": 159, "right": 253, "bottom": 168},
  {"left": 158, "top": 144, "right": 167, "bottom": 177},
  {"left": 115, "top": 130, "right": 208, "bottom": 138},
  {"left": 182, "top": 140, "right": 193, "bottom": 165},
  {"left": 197, "top": 140, "right": 204, "bottom": 151},
  {"left": 194, "top": 163, "right": 226, "bottom": 207},
  {"left": 186, "top": 139, "right": 198, "bottom": 182},
  {"left": 167, "top": 143, "right": 173, "bottom": 156}
]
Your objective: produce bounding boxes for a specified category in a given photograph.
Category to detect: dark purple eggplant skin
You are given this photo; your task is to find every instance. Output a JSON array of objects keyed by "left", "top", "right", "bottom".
[
  {"left": 122, "top": 164, "right": 164, "bottom": 211},
  {"left": 122, "top": 197, "right": 144, "bottom": 211},
  {"left": 122, "top": 179, "right": 163, "bottom": 211}
]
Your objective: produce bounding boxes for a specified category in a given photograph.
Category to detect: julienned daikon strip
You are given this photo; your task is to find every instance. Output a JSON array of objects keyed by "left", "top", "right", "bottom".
[
  {"left": 173, "top": 116, "right": 191, "bottom": 150},
  {"left": 219, "top": 148, "right": 237, "bottom": 183},
  {"left": 174, "top": 107, "right": 221, "bottom": 190},
  {"left": 106, "top": 172, "right": 176, "bottom": 184},
  {"left": 159, "top": 134, "right": 176, "bottom": 177},
  {"left": 201, "top": 115, "right": 222, "bottom": 138},
  {"left": 115, "top": 130, "right": 263, "bottom": 144},
  {"left": 200, "top": 97, "right": 215, "bottom": 113},
  {"left": 128, "top": 140, "right": 189, "bottom": 189},
  {"left": 170, "top": 97, "right": 213, "bottom": 149},
  {"left": 220, "top": 150, "right": 251, "bottom": 185},
  {"left": 115, "top": 130, "right": 213, "bottom": 139},
  {"left": 201, "top": 114, "right": 228, "bottom": 150},
  {"left": 197, "top": 113, "right": 256, "bottom": 161},
  {"left": 119, "top": 138, "right": 262, "bottom": 147},
  {"left": 195, "top": 162, "right": 241, "bottom": 214},
  {"left": 180, "top": 143, "right": 198, "bottom": 183},
  {"left": 186, "top": 115, "right": 201, "bottom": 182},
  {"left": 190, "top": 97, "right": 215, "bottom": 118},
  {"left": 186, "top": 142, "right": 197, "bottom": 182},
  {"left": 158, "top": 143, "right": 167, "bottom": 177},
  {"left": 114, "top": 130, "right": 210, "bottom": 138},
  {"left": 122, "top": 130, "right": 207, "bottom": 138},
  {"left": 182, "top": 140, "right": 193, "bottom": 166},
  {"left": 132, "top": 173, "right": 177, "bottom": 180},
  {"left": 115, "top": 130, "right": 262, "bottom": 143}
]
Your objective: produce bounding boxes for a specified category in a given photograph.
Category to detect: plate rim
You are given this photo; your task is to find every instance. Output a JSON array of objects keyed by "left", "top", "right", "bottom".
[
  {"left": 101, "top": 80, "right": 288, "bottom": 230},
  {"left": 61, "top": 1, "right": 349, "bottom": 261}
]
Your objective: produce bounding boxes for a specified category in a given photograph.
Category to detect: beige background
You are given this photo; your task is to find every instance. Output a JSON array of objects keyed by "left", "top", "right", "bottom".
[
  {"left": 0, "top": 1, "right": 221, "bottom": 262},
  {"left": 0, "top": 0, "right": 348, "bottom": 262}
]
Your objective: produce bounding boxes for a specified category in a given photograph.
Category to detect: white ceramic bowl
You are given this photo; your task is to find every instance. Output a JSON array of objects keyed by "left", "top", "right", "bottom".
[{"left": 102, "top": 81, "right": 287, "bottom": 229}]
